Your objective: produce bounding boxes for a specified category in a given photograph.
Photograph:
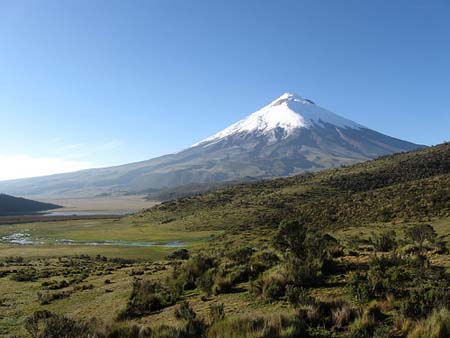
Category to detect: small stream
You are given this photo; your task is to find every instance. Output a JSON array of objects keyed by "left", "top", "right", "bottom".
[
  {"left": 0, "top": 232, "right": 184, "bottom": 247},
  {"left": 39, "top": 210, "right": 133, "bottom": 216},
  {"left": 1, "top": 232, "right": 44, "bottom": 245}
]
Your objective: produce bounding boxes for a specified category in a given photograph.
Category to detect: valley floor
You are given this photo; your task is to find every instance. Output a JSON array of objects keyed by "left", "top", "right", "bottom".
[
  {"left": 1, "top": 214, "right": 450, "bottom": 337},
  {"left": 39, "top": 195, "right": 160, "bottom": 213}
]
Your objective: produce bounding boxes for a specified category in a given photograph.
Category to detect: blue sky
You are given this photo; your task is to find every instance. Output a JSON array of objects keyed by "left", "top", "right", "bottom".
[{"left": 0, "top": 0, "right": 449, "bottom": 180}]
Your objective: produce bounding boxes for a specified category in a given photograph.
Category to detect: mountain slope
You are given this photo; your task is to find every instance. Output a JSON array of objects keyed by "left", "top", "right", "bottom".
[
  {"left": 0, "top": 93, "right": 424, "bottom": 198},
  {"left": 0, "top": 194, "right": 61, "bottom": 216}
]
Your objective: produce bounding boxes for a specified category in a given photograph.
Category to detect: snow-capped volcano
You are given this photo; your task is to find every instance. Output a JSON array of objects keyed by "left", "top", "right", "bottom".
[
  {"left": 0, "top": 93, "right": 424, "bottom": 198},
  {"left": 193, "top": 93, "right": 363, "bottom": 146}
]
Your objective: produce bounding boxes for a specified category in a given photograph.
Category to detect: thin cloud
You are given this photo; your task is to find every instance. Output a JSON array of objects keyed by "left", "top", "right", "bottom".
[
  {"left": 0, "top": 154, "right": 94, "bottom": 181},
  {"left": 0, "top": 139, "right": 124, "bottom": 181},
  {"left": 55, "top": 143, "right": 86, "bottom": 153},
  {"left": 54, "top": 140, "right": 123, "bottom": 160}
]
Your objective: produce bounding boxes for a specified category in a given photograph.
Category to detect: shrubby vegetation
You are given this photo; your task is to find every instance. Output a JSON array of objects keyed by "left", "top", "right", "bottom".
[
  {"left": 407, "top": 308, "right": 450, "bottom": 338},
  {"left": 20, "top": 220, "right": 446, "bottom": 337},
  {"left": 11, "top": 267, "right": 38, "bottom": 282},
  {"left": 118, "top": 279, "right": 180, "bottom": 319},
  {"left": 371, "top": 230, "right": 397, "bottom": 252},
  {"left": 145, "top": 143, "right": 450, "bottom": 234}
]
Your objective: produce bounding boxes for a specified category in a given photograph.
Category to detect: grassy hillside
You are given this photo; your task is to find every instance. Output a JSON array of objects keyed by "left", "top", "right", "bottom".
[
  {"left": 0, "top": 194, "right": 61, "bottom": 216},
  {"left": 143, "top": 178, "right": 258, "bottom": 201},
  {"left": 140, "top": 142, "right": 450, "bottom": 233}
]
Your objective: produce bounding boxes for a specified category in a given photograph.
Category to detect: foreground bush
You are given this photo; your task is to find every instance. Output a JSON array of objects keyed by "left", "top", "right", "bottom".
[
  {"left": 173, "top": 254, "right": 216, "bottom": 291},
  {"left": 371, "top": 230, "right": 397, "bottom": 252},
  {"left": 405, "top": 224, "right": 437, "bottom": 250},
  {"left": 273, "top": 219, "right": 341, "bottom": 288},
  {"left": 347, "top": 304, "right": 388, "bottom": 338},
  {"left": 118, "top": 279, "right": 179, "bottom": 319},
  {"left": 208, "top": 303, "right": 225, "bottom": 324},
  {"left": 167, "top": 249, "right": 190, "bottom": 260},
  {"left": 299, "top": 298, "right": 356, "bottom": 330},
  {"left": 11, "top": 268, "right": 38, "bottom": 282},
  {"left": 400, "top": 287, "right": 450, "bottom": 319},
  {"left": 207, "top": 313, "right": 307, "bottom": 338},
  {"left": 25, "top": 310, "right": 198, "bottom": 338},
  {"left": 174, "top": 301, "right": 206, "bottom": 337},
  {"left": 407, "top": 308, "right": 450, "bottom": 338},
  {"left": 25, "top": 310, "right": 92, "bottom": 338}
]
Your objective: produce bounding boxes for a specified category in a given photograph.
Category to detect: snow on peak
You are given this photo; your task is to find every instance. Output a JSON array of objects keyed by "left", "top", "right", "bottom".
[
  {"left": 192, "top": 93, "right": 365, "bottom": 147},
  {"left": 269, "top": 92, "right": 315, "bottom": 106}
]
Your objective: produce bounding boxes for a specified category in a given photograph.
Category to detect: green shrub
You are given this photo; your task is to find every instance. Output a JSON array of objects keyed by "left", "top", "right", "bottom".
[
  {"left": 207, "top": 312, "right": 307, "bottom": 338},
  {"left": 196, "top": 268, "right": 215, "bottom": 296},
  {"left": 273, "top": 219, "right": 307, "bottom": 258},
  {"left": 226, "top": 246, "right": 254, "bottom": 265},
  {"left": 407, "top": 308, "right": 450, "bottom": 338},
  {"left": 406, "top": 224, "right": 437, "bottom": 249},
  {"left": 226, "top": 264, "right": 251, "bottom": 284},
  {"left": 44, "top": 279, "right": 70, "bottom": 290},
  {"left": 143, "top": 325, "right": 183, "bottom": 338},
  {"left": 366, "top": 253, "right": 409, "bottom": 298},
  {"left": 25, "top": 310, "right": 179, "bottom": 338},
  {"left": 11, "top": 268, "right": 37, "bottom": 282},
  {"left": 37, "top": 290, "right": 71, "bottom": 305},
  {"left": 208, "top": 303, "right": 225, "bottom": 324},
  {"left": 212, "top": 275, "right": 233, "bottom": 295},
  {"left": 24, "top": 311, "right": 91, "bottom": 338},
  {"left": 5, "top": 256, "right": 25, "bottom": 264},
  {"left": 285, "top": 285, "right": 315, "bottom": 306},
  {"left": 251, "top": 270, "right": 288, "bottom": 301},
  {"left": 174, "top": 254, "right": 216, "bottom": 291},
  {"left": 174, "top": 301, "right": 206, "bottom": 338},
  {"left": 321, "top": 257, "right": 339, "bottom": 276},
  {"left": 347, "top": 304, "right": 387, "bottom": 338},
  {"left": 408, "top": 253, "right": 429, "bottom": 268},
  {"left": 371, "top": 230, "right": 397, "bottom": 252},
  {"left": 274, "top": 220, "right": 335, "bottom": 288},
  {"left": 118, "top": 279, "right": 178, "bottom": 319},
  {"left": 347, "top": 273, "right": 371, "bottom": 303},
  {"left": 264, "top": 280, "right": 285, "bottom": 301},
  {"left": 167, "top": 249, "right": 190, "bottom": 260},
  {"left": 331, "top": 302, "right": 355, "bottom": 329},
  {"left": 175, "top": 301, "right": 195, "bottom": 321},
  {"left": 284, "top": 254, "right": 322, "bottom": 287},
  {"left": 299, "top": 298, "right": 354, "bottom": 329},
  {"left": 400, "top": 287, "right": 450, "bottom": 319},
  {"left": 105, "top": 323, "right": 141, "bottom": 338},
  {"left": 249, "top": 250, "right": 279, "bottom": 272}
]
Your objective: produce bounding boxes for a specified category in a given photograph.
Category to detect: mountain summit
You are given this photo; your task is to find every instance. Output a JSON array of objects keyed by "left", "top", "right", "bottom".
[
  {"left": 193, "top": 93, "right": 363, "bottom": 147},
  {"left": 0, "top": 93, "right": 424, "bottom": 197}
]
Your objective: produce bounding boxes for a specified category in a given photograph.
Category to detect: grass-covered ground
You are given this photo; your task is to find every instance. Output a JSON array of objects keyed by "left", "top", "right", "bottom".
[
  {"left": 1, "top": 216, "right": 450, "bottom": 337},
  {"left": 0, "top": 215, "right": 221, "bottom": 335},
  {"left": 0, "top": 215, "right": 221, "bottom": 261},
  {"left": 0, "top": 244, "right": 172, "bottom": 260},
  {"left": 0, "top": 217, "right": 221, "bottom": 244},
  {"left": 0, "top": 214, "right": 219, "bottom": 336}
]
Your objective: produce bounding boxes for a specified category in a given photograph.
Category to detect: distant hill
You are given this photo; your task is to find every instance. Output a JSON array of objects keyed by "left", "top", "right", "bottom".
[
  {"left": 138, "top": 142, "right": 450, "bottom": 233},
  {"left": 0, "top": 194, "right": 61, "bottom": 216},
  {"left": 0, "top": 93, "right": 423, "bottom": 198}
]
